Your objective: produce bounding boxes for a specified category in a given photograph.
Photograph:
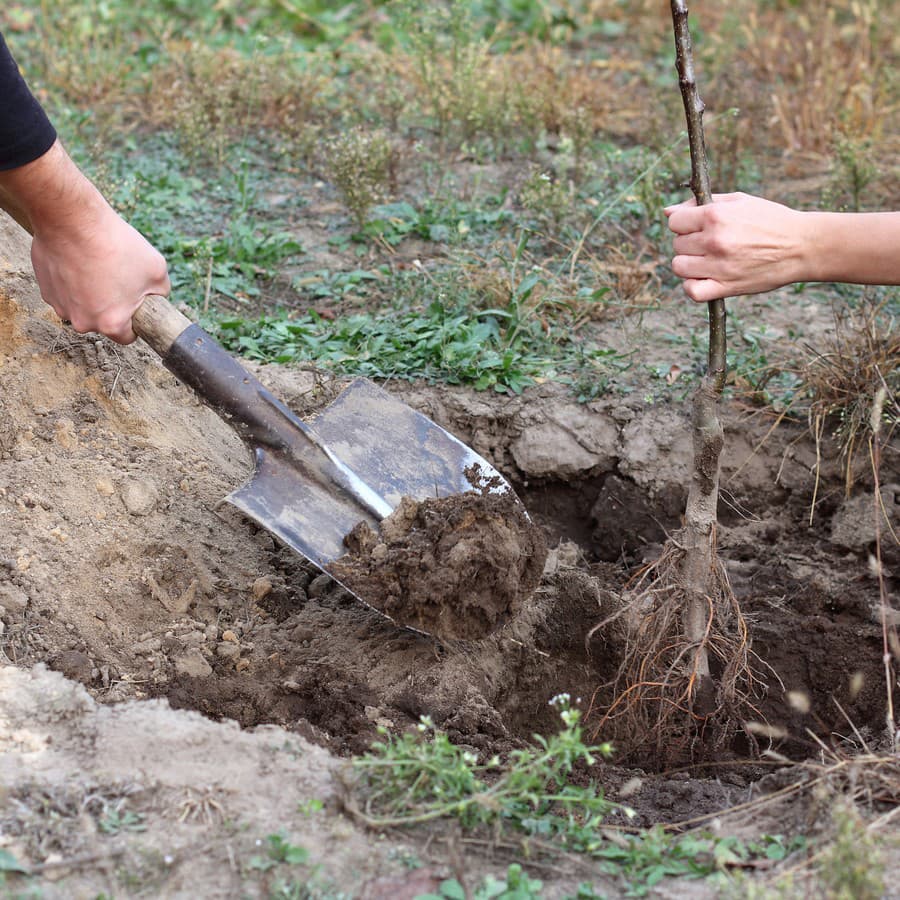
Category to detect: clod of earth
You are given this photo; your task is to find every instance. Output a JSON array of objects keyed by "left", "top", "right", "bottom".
[{"left": 327, "top": 491, "right": 547, "bottom": 641}]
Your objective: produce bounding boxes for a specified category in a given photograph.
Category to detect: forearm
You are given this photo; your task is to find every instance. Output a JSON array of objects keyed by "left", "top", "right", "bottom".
[
  {"left": 799, "top": 211, "right": 900, "bottom": 286},
  {"left": 0, "top": 139, "right": 108, "bottom": 237},
  {"left": 0, "top": 34, "right": 169, "bottom": 345},
  {"left": 667, "top": 193, "right": 900, "bottom": 301},
  {"left": 0, "top": 138, "right": 169, "bottom": 344}
]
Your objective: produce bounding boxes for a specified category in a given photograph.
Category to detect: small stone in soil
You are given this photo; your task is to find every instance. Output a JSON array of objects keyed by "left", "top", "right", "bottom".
[
  {"left": 173, "top": 649, "right": 213, "bottom": 679},
  {"left": 121, "top": 478, "right": 159, "bottom": 517},
  {"left": 48, "top": 649, "right": 93, "bottom": 685}
]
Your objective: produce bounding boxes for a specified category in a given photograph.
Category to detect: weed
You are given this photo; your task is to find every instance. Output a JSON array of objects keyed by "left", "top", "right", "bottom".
[
  {"left": 386, "top": 846, "right": 423, "bottom": 870},
  {"left": 420, "top": 864, "right": 544, "bottom": 900},
  {"left": 98, "top": 805, "right": 146, "bottom": 835},
  {"left": 351, "top": 697, "right": 804, "bottom": 896},
  {"left": 244, "top": 832, "right": 348, "bottom": 899},
  {"left": 596, "top": 830, "right": 806, "bottom": 898},
  {"left": 297, "top": 798, "right": 324, "bottom": 817},
  {"left": 519, "top": 169, "right": 574, "bottom": 236},
  {"left": 816, "top": 800, "right": 885, "bottom": 900},
  {"left": 352, "top": 695, "right": 622, "bottom": 837},
  {"left": 324, "top": 128, "right": 394, "bottom": 229},
  {"left": 798, "top": 299, "right": 899, "bottom": 493},
  {"left": 726, "top": 314, "right": 805, "bottom": 411},
  {"left": 269, "top": 881, "right": 350, "bottom": 900},
  {"left": 828, "top": 131, "right": 878, "bottom": 212},
  {"left": 396, "top": 0, "right": 507, "bottom": 152},
  {"left": 293, "top": 268, "right": 385, "bottom": 302},
  {"left": 12, "top": 3, "right": 142, "bottom": 121},
  {"left": 0, "top": 849, "right": 29, "bottom": 889},
  {"left": 215, "top": 280, "right": 625, "bottom": 395},
  {"left": 248, "top": 832, "right": 310, "bottom": 872},
  {"left": 565, "top": 886, "right": 605, "bottom": 900},
  {"left": 146, "top": 41, "right": 331, "bottom": 165},
  {"left": 359, "top": 197, "right": 513, "bottom": 248}
]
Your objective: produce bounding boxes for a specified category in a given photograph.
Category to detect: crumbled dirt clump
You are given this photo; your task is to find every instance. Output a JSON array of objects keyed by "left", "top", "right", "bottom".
[{"left": 328, "top": 491, "right": 547, "bottom": 640}]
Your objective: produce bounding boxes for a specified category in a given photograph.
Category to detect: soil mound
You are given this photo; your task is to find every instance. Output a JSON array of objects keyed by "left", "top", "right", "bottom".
[
  {"left": 329, "top": 489, "right": 547, "bottom": 641},
  {"left": 2, "top": 208, "right": 898, "bottom": 899}
]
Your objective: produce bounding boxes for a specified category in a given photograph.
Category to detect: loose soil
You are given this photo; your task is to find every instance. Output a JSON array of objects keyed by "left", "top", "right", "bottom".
[
  {"left": 1, "top": 214, "right": 898, "bottom": 897},
  {"left": 329, "top": 487, "right": 547, "bottom": 641}
]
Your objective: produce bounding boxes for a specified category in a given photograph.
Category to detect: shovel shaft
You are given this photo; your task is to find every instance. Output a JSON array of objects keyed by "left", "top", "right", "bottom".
[{"left": 161, "top": 321, "right": 392, "bottom": 521}]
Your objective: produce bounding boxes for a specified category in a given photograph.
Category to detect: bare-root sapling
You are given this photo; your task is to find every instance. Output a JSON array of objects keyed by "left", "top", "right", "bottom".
[{"left": 592, "top": 1, "right": 763, "bottom": 762}]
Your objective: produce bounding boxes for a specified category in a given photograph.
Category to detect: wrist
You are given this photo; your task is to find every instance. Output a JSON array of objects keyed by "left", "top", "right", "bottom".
[{"left": 792, "top": 210, "right": 828, "bottom": 284}]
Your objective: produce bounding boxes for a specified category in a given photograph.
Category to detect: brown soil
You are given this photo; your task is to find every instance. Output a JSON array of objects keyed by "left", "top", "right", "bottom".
[
  {"left": 329, "top": 487, "right": 547, "bottom": 641},
  {"left": 1, "top": 214, "right": 898, "bottom": 897}
]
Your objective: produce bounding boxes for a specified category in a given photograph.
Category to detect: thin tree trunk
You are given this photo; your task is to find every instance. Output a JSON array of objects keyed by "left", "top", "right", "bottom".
[{"left": 670, "top": 0, "right": 727, "bottom": 683}]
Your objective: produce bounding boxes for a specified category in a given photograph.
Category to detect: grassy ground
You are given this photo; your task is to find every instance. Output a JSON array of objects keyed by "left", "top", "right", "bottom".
[
  {"left": 2, "top": 2, "right": 899, "bottom": 897},
  {"left": 5, "top": 0, "right": 898, "bottom": 405}
]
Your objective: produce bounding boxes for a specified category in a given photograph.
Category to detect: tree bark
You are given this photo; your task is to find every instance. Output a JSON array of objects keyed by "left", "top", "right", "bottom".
[{"left": 670, "top": 0, "right": 727, "bottom": 682}]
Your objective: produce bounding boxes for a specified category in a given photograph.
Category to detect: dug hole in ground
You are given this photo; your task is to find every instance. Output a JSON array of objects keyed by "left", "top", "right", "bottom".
[{"left": 0, "top": 213, "right": 897, "bottom": 897}]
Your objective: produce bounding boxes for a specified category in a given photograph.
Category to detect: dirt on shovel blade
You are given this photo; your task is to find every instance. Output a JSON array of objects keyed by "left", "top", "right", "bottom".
[{"left": 327, "top": 488, "right": 547, "bottom": 641}]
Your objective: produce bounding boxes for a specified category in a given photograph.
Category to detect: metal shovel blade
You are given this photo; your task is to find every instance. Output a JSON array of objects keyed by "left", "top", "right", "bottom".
[
  {"left": 154, "top": 320, "right": 532, "bottom": 631},
  {"left": 226, "top": 377, "right": 511, "bottom": 567}
]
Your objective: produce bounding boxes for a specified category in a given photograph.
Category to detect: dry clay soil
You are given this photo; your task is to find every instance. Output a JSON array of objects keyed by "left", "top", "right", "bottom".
[{"left": 1, "top": 214, "right": 898, "bottom": 898}]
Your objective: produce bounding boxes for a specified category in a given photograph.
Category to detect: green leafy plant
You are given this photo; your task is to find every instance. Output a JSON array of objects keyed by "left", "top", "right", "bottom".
[
  {"left": 595, "top": 830, "right": 806, "bottom": 898},
  {"left": 98, "top": 806, "right": 147, "bottom": 835},
  {"left": 354, "top": 695, "right": 623, "bottom": 837},
  {"left": 215, "top": 293, "right": 624, "bottom": 394},
  {"left": 354, "top": 698, "right": 805, "bottom": 896},
  {"left": 248, "top": 832, "right": 310, "bottom": 872},
  {"left": 519, "top": 169, "right": 574, "bottom": 235},
  {"left": 0, "top": 848, "right": 29, "bottom": 887},
  {"left": 816, "top": 801, "right": 884, "bottom": 900},
  {"left": 830, "top": 132, "right": 877, "bottom": 212},
  {"left": 419, "top": 864, "right": 544, "bottom": 900}
]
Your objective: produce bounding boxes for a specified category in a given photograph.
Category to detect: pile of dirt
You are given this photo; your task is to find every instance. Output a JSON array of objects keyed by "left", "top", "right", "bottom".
[
  {"left": 329, "top": 487, "right": 547, "bottom": 641},
  {"left": 1, "top": 212, "right": 899, "bottom": 897}
]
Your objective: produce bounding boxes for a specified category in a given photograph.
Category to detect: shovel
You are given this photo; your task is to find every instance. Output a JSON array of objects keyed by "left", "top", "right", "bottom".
[
  {"left": 134, "top": 293, "right": 519, "bottom": 571},
  {"left": 3, "top": 199, "right": 537, "bottom": 634},
  {"left": 139, "top": 296, "right": 543, "bottom": 640}
]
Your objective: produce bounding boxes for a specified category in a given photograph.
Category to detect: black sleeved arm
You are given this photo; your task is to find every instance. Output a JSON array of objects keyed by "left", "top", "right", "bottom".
[{"left": 0, "top": 31, "right": 56, "bottom": 171}]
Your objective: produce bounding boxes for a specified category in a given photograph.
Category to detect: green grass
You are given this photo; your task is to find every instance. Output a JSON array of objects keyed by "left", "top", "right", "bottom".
[
  {"left": 5, "top": 0, "right": 891, "bottom": 422},
  {"left": 352, "top": 698, "right": 807, "bottom": 898},
  {"left": 420, "top": 865, "right": 545, "bottom": 900},
  {"left": 213, "top": 291, "right": 628, "bottom": 394}
]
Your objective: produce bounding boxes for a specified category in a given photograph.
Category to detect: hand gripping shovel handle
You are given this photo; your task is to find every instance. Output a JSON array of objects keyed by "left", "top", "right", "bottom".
[{"left": 0, "top": 204, "right": 391, "bottom": 530}]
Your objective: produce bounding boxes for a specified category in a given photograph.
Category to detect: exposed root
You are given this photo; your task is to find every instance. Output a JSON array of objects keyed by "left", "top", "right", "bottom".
[{"left": 587, "top": 539, "right": 769, "bottom": 764}]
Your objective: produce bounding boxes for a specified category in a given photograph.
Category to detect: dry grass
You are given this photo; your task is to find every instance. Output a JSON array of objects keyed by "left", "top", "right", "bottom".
[
  {"left": 587, "top": 245, "right": 661, "bottom": 315},
  {"left": 799, "top": 300, "right": 899, "bottom": 494},
  {"left": 735, "top": 0, "right": 894, "bottom": 155},
  {"left": 144, "top": 43, "right": 331, "bottom": 163}
]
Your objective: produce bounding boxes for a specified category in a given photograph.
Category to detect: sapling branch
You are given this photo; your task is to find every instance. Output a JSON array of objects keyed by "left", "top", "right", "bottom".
[
  {"left": 670, "top": 0, "right": 726, "bottom": 390},
  {"left": 589, "top": 3, "right": 760, "bottom": 758},
  {"left": 670, "top": 0, "right": 727, "bottom": 686}
]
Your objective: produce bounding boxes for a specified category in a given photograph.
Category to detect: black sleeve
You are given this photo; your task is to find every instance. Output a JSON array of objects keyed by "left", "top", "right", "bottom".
[{"left": 0, "top": 31, "right": 57, "bottom": 171}]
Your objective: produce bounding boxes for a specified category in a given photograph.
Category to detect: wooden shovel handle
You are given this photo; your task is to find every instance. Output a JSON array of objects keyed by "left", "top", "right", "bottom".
[{"left": 132, "top": 294, "right": 192, "bottom": 357}]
